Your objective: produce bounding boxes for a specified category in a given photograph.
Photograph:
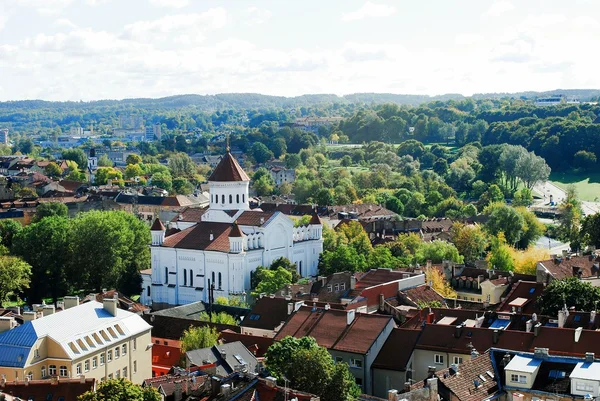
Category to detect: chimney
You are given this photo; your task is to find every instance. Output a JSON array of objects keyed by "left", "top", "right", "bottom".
[
  {"left": 0, "top": 317, "right": 17, "bottom": 333},
  {"left": 591, "top": 310, "right": 597, "bottom": 322},
  {"left": 526, "top": 319, "right": 533, "bottom": 333},
  {"left": 350, "top": 276, "right": 357, "bottom": 290},
  {"left": 347, "top": 309, "right": 356, "bottom": 326},
  {"left": 287, "top": 303, "right": 294, "bottom": 315},
  {"left": 174, "top": 381, "right": 182, "bottom": 401},
  {"left": 219, "top": 348, "right": 226, "bottom": 360},
  {"left": 558, "top": 305, "right": 569, "bottom": 328},
  {"left": 427, "top": 378, "right": 438, "bottom": 401},
  {"left": 220, "top": 384, "right": 231, "bottom": 396},
  {"left": 388, "top": 389, "right": 398, "bottom": 401},
  {"left": 575, "top": 326, "right": 583, "bottom": 343},
  {"left": 454, "top": 324, "right": 463, "bottom": 338},
  {"left": 534, "top": 322, "right": 541, "bottom": 337},
  {"left": 63, "top": 296, "right": 80, "bottom": 310},
  {"left": 265, "top": 377, "right": 277, "bottom": 388},
  {"left": 209, "top": 233, "right": 214, "bottom": 241},
  {"left": 324, "top": 304, "right": 331, "bottom": 310},
  {"left": 426, "top": 260, "right": 432, "bottom": 269},
  {"left": 379, "top": 293, "right": 385, "bottom": 311},
  {"left": 22, "top": 312, "right": 37, "bottom": 321},
  {"left": 427, "top": 312, "right": 435, "bottom": 324},
  {"left": 492, "top": 329, "right": 499, "bottom": 344},
  {"left": 502, "top": 353, "right": 511, "bottom": 367},
  {"left": 103, "top": 299, "right": 118, "bottom": 316},
  {"left": 41, "top": 305, "right": 55, "bottom": 316}
]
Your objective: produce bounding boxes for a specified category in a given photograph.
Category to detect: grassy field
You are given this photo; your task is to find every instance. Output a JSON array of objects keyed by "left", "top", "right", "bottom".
[{"left": 550, "top": 171, "right": 600, "bottom": 201}]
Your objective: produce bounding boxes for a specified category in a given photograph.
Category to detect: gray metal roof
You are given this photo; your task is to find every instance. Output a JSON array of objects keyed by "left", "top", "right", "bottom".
[{"left": 186, "top": 341, "right": 259, "bottom": 377}]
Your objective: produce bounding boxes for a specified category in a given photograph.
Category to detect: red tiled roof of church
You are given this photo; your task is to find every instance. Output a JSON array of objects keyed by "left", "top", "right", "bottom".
[
  {"left": 151, "top": 218, "right": 165, "bottom": 231},
  {"left": 208, "top": 152, "right": 250, "bottom": 182}
]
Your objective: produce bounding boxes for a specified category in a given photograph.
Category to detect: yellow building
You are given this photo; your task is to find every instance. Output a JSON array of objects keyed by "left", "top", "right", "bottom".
[{"left": 0, "top": 299, "right": 152, "bottom": 384}]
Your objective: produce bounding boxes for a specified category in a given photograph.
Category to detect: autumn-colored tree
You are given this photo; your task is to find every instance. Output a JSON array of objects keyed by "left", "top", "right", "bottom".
[{"left": 424, "top": 266, "right": 456, "bottom": 298}]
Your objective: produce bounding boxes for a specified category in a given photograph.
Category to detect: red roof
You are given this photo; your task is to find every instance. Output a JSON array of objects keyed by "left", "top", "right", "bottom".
[
  {"left": 219, "top": 329, "right": 275, "bottom": 358},
  {"left": 539, "top": 254, "right": 600, "bottom": 280},
  {"left": 309, "top": 212, "right": 322, "bottom": 225},
  {"left": 152, "top": 342, "right": 182, "bottom": 371},
  {"left": 236, "top": 210, "right": 275, "bottom": 226},
  {"left": 0, "top": 378, "right": 96, "bottom": 401},
  {"left": 208, "top": 152, "right": 250, "bottom": 182},
  {"left": 275, "top": 306, "right": 393, "bottom": 354},
  {"left": 497, "top": 281, "right": 544, "bottom": 314},
  {"left": 151, "top": 218, "right": 166, "bottom": 231},
  {"left": 229, "top": 222, "right": 244, "bottom": 237},
  {"left": 162, "top": 222, "right": 232, "bottom": 252},
  {"left": 171, "top": 206, "right": 208, "bottom": 223}
]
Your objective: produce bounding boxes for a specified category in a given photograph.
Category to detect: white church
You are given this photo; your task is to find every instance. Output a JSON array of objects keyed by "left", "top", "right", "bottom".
[{"left": 140, "top": 151, "right": 324, "bottom": 308}]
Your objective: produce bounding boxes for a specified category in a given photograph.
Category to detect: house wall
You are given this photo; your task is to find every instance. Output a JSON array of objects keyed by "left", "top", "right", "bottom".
[
  {"left": 0, "top": 330, "right": 151, "bottom": 385},
  {"left": 330, "top": 350, "right": 367, "bottom": 392},
  {"left": 412, "top": 349, "right": 472, "bottom": 381},
  {"left": 372, "top": 365, "right": 410, "bottom": 399},
  {"left": 571, "top": 378, "right": 600, "bottom": 397},
  {"left": 504, "top": 370, "right": 534, "bottom": 389}
]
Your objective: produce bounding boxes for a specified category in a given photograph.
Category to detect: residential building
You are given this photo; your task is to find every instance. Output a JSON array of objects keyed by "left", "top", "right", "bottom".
[
  {"left": 150, "top": 337, "right": 181, "bottom": 377},
  {"left": 536, "top": 252, "right": 600, "bottom": 285},
  {"left": 240, "top": 296, "right": 300, "bottom": 338},
  {"left": 185, "top": 341, "right": 259, "bottom": 377},
  {"left": 275, "top": 305, "right": 395, "bottom": 394},
  {"left": 0, "top": 300, "right": 152, "bottom": 384},
  {"left": 0, "top": 377, "right": 96, "bottom": 401},
  {"left": 269, "top": 167, "right": 296, "bottom": 186},
  {"left": 145, "top": 123, "right": 161, "bottom": 141},
  {"left": 371, "top": 328, "right": 421, "bottom": 398},
  {"left": 142, "top": 151, "right": 323, "bottom": 308}
]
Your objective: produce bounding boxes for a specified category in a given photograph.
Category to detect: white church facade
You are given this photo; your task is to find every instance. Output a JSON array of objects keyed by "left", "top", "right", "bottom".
[{"left": 140, "top": 151, "right": 323, "bottom": 308}]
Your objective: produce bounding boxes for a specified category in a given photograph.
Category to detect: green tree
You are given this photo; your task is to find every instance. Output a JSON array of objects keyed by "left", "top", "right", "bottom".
[
  {"left": 252, "top": 266, "right": 293, "bottom": 296},
  {"left": 558, "top": 185, "right": 583, "bottom": 245},
  {"left": 516, "top": 207, "right": 545, "bottom": 249},
  {"left": 33, "top": 202, "right": 69, "bottom": 223},
  {"left": 45, "top": 162, "right": 63, "bottom": 178},
  {"left": 180, "top": 325, "right": 220, "bottom": 353},
  {"left": 151, "top": 171, "right": 173, "bottom": 191},
  {"left": 124, "top": 164, "right": 144, "bottom": 179},
  {"left": 168, "top": 152, "right": 196, "bottom": 178},
  {"left": 512, "top": 188, "right": 533, "bottom": 207},
  {"left": 515, "top": 151, "right": 551, "bottom": 189},
  {"left": 13, "top": 216, "right": 71, "bottom": 304},
  {"left": 573, "top": 150, "right": 597, "bottom": 171},
  {"left": 269, "top": 138, "right": 287, "bottom": 159},
  {"left": 318, "top": 246, "right": 368, "bottom": 275},
  {"left": 126, "top": 153, "right": 142, "bottom": 165},
  {"left": 487, "top": 234, "right": 514, "bottom": 272},
  {"left": 479, "top": 184, "right": 504, "bottom": 207},
  {"left": 265, "top": 336, "right": 359, "bottom": 401},
  {"left": 78, "top": 378, "right": 161, "bottom": 401},
  {"left": 172, "top": 177, "right": 194, "bottom": 195},
  {"left": 536, "top": 277, "right": 600, "bottom": 316},
  {"left": 416, "top": 240, "right": 464, "bottom": 264},
  {"left": 368, "top": 246, "right": 399, "bottom": 269},
  {"left": 340, "top": 155, "right": 352, "bottom": 167},
  {"left": 0, "top": 220, "right": 22, "bottom": 250},
  {"left": 95, "top": 167, "right": 123, "bottom": 185},
  {"left": 97, "top": 154, "right": 113, "bottom": 167},
  {"left": 18, "top": 187, "right": 38, "bottom": 199},
  {"left": 69, "top": 211, "right": 150, "bottom": 294},
  {"left": 450, "top": 222, "right": 489, "bottom": 262},
  {"left": 0, "top": 256, "right": 31, "bottom": 307},
  {"left": 285, "top": 153, "right": 301, "bottom": 169},
  {"left": 580, "top": 213, "right": 600, "bottom": 248},
  {"left": 254, "top": 175, "right": 275, "bottom": 196},
  {"left": 251, "top": 142, "right": 274, "bottom": 164},
  {"left": 198, "top": 311, "right": 238, "bottom": 325},
  {"left": 270, "top": 257, "right": 300, "bottom": 283},
  {"left": 62, "top": 148, "right": 88, "bottom": 169},
  {"left": 484, "top": 203, "right": 525, "bottom": 246}
]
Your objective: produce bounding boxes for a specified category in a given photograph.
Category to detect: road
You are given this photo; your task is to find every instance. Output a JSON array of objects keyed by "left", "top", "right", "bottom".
[{"left": 533, "top": 181, "right": 599, "bottom": 216}]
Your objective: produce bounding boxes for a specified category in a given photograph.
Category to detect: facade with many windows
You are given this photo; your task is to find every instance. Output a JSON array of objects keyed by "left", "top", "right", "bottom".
[
  {"left": 0, "top": 300, "right": 151, "bottom": 384},
  {"left": 141, "top": 151, "right": 323, "bottom": 308}
]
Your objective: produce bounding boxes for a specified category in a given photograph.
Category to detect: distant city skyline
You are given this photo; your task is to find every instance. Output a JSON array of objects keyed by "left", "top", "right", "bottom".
[{"left": 0, "top": 0, "right": 598, "bottom": 101}]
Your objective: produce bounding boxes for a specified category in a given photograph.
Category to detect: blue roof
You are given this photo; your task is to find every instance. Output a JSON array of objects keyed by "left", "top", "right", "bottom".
[{"left": 0, "top": 322, "right": 37, "bottom": 367}]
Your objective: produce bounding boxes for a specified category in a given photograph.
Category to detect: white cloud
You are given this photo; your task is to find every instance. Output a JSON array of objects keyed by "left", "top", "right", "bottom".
[
  {"left": 86, "top": 0, "right": 113, "bottom": 5},
  {"left": 0, "top": 15, "right": 7, "bottom": 31},
  {"left": 148, "top": 0, "right": 189, "bottom": 9},
  {"left": 246, "top": 6, "right": 272, "bottom": 25},
  {"left": 15, "top": 0, "right": 73, "bottom": 15},
  {"left": 55, "top": 18, "right": 77, "bottom": 29},
  {"left": 342, "top": 2, "right": 396, "bottom": 22},
  {"left": 483, "top": 1, "right": 514, "bottom": 17}
]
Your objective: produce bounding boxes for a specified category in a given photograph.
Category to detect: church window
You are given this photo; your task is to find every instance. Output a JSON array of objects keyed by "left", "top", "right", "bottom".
[
  {"left": 222, "top": 194, "right": 225, "bottom": 204},
  {"left": 146, "top": 286, "right": 150, "bottom": 297},
  {"left": 236, "top": 194, "right": 240, "bottom": 203},
  {"left": 218, "top": 272, "right": 222, "bottom": 289},
  {"left": 229, "top": 194, "right": 233, "bottom": 204},
  {"left": 183, "top": 269, "right": 187, "bottom": 286},
  {"left": 242, "top": 194, "right": 245, "bottom": 203},
  {"left": 164, "top": 267, "right": 168, "bottom": 284},
  {"left": 190, "top": 270, "right": 194, "bottom": 287},
  {"left": 211, "top": 272, "right": 215, "bottom": 286}
]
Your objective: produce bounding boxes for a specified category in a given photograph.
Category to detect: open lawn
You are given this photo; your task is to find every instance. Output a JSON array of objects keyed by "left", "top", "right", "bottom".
[{"left": 550, "top": 171, "right": 600, "bottom": 201}]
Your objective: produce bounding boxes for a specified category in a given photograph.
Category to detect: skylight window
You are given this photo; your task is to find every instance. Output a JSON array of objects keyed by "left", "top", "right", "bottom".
[
  {"left": 486, "top": 371, "right": 494, "bottom": 379},
  {"left": 114, "top": 324, "right": 125, "bottom": 335},
  {"left": 574, "top": 315, "right": 581, "bottom": 322},
  {"left": 85, "top": 336, "right": 95, "bottom": 348},
  {"left": 478, "top": 374, "right": 487, "bottom": 382},
  {"left": 93, "top": 333, "right": 103, "bottom": 344},
  {"left": 68, "top": 342, "right": 80, "bottom": 354},
  {"left": 549, "top": 370, "right": 566, "bottom": 379},
  {"left": 77, "top": 339, "right": 88, "bottom": 351},
  {"left": 100, "top": 330, "right": 110, "bottom": 341},
  {"left": 234, "top": 354, "right": 247, "bottom": 365},
  {"left": 107, "top": 327, "right": 117, "bottom": 338},
  {"left": 529, "top": 288, "right": 535, "bottom": 294}
]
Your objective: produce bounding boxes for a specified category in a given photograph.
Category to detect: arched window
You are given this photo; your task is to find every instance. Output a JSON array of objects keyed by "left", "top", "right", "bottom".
[
  {"left": 190, "top": 270, "right": 194, "bottom": 287},
  {"left": 49, "top": 365, "right": 56, "bottom": 376},
  {"left": 221, "top": 194, "right": 225, "bottom": 204},
  {"left": 211, "top": 271, "right": 215, "bottom": 286},
  {"left": 164, "top": 267, "right": 169, "bottom": 284},
  {"left": 242, "top": 194, "right": 245, "bottom": 203},
  {"left": 236, "top": 194, "right": 240, "bottom": 203},
  {"left": 229, "top": 194, "right": 233, "bottom": 204},
  {"left": 147, "top": 286, "right": 151, "bottom": 297},
  {"left": 59, "top": 366, "right": 67, "bottom": 377},
  {"left": 218, "top": 272, "right": 222, "bottom": 289},
  {"left": 183, "top": 269, "right": 187, "bottom": 286},
  {"left": 41, "top": 366, "right": 47, "bottom": 378}
]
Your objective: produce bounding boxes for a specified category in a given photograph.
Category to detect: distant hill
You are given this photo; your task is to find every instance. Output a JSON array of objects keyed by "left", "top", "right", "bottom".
[{"left": 1, "top": 90, "right": 599, "bottom": 112}]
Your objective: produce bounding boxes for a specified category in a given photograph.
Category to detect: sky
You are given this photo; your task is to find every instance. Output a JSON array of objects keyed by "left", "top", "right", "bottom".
[{"left": 0, "top": 0, "right": 599, "bottom": 101}]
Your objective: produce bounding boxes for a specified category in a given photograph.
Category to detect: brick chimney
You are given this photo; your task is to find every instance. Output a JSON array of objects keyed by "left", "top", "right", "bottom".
[
  {"left": 0, "top": 317, "right": 17, "bottom": 333},
  {"left": 103, "top": 299, "right": 118, "bottom": 316},
  {"left": 63, "top": 296, "right": 80, "bottom": 310}
]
